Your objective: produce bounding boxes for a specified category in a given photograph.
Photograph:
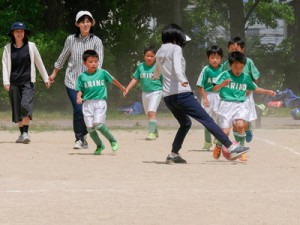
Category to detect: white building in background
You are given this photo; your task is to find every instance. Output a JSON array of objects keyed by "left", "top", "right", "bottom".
[{"left": 245, "top": 20, "right": 287, "bottom": 45}]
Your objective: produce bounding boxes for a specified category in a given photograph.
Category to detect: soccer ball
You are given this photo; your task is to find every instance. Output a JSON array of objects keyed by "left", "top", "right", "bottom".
[
  {"left": 221, "top": 141, "right": 238, "bottom": 160},
  {"left": 291, "top": 108, "right": 300, "bottom": 120}
]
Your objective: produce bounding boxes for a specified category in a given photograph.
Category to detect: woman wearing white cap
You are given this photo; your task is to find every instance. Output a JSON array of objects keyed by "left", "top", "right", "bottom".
[
  {"left": 49, "top": 11, "right": 104, "bottom": 149},
  {"left": 2, "top": 22, "right": 50, "bottom": 144}
]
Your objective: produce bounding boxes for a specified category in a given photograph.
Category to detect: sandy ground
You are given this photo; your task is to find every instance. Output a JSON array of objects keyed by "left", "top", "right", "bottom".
[{"left": 0, "top": 117, "right": 300, "bottom": 225}]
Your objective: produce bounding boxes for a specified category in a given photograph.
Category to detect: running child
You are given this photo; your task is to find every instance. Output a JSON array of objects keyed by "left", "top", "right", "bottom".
[
  {"left": 223, "top": 36, "right": 260, "bottom": 161},
  {"left": 196, "top": 45, "right": 223, "bottom": 150},
  {"left": 76, "top": 50, "right": 125, "bottom": 155},
  {"left": 123, "top": 46, "right": 163, "bottom": 140},
  {"left": 154, "top": 23, "right": 248, "bottom": 164},
  {"left": 213, "top": 51, "right": 275, "bottom": 161}
]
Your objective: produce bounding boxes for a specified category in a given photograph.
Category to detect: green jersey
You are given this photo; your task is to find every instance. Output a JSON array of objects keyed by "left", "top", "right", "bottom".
[
  {"left": 196, "top": 64, "right": 223, "bottom": 92},
  {"left": 133, "top": 62, "right": 162, "bottom": 93},
  {"left": 223, "top": 57, "right": 260, "bottom": 81},
  {"left": 76, "top": 68, "right": 114, "bottom": 101},
  {"left": 215, "top": 70, "right": 257, "bottom": 102}
]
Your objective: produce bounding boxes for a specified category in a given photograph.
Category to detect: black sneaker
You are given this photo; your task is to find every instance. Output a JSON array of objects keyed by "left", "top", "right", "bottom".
[
  {"left": 166, "top": 154, "right": 187, "bottom": 164},
  {"left": 228, "top": 144, "right": 249, "bottom": 160}
]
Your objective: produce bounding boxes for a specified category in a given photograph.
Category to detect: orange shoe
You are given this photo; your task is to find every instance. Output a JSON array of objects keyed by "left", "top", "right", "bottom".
[
  {"left": 239, "top": 153, "right": 247, "bottom": 162},
  {"left": 213, "top": 145, "right": 221, "bottom": 159}
]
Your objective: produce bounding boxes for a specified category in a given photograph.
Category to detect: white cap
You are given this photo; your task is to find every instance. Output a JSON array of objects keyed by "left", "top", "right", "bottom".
[
  {"left": 185, "top": 34, "right": 191, "bottom": 42},
  {"left": 75, "top": 11, "right": 95, "bottom": 26}
]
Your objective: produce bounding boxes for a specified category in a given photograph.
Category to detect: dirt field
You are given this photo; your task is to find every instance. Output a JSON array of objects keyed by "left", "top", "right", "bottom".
[{"left": 1, "top": 117, "right": 300, "bottom": 225}]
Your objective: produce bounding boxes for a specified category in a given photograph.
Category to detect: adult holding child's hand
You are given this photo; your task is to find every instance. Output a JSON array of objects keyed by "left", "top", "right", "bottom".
[{"left": 50, "top": 11, "right": 104, "bottom": 149}]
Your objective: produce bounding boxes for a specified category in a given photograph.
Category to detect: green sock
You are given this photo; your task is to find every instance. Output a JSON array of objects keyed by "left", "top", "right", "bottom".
[
  {"left": 97, "top": 124, "right": 116, "bottom": 143},
  {"left": 148, "top": 120, "right": 156, "bottom": 133},
  {"left": 88, "top": 128, "right": 103, "bottom": 147},
  {"left": 246, "top": 122, "right": 252, "bottom": 133},
  {"left": 235, "top": 134, "right": 246, "bottom": 147},
  {"left": 204, "top": 128, "right": 212, "bottom": 143}
]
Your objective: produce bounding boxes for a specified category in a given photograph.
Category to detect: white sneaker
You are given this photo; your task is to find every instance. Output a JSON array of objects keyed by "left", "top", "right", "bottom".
[
  {"left": 73, "top": 140, "right": 83, "bottom": 149},
  {"left": 82, "top": 136, "right": 88, "bottom": 149},
  {"left": 16, "top": 134, "right": 24, "bottom": 143},
  {"left": 228, "top": 143, "right": 249, "bottom": 160},
  {"left": 22, "top": 132, "right": 31, "bottom": 144}
]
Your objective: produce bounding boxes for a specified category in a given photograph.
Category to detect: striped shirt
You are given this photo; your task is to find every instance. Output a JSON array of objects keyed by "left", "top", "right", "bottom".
[{"left": 54, "top": 34, "right": 104, "bottom": 89}]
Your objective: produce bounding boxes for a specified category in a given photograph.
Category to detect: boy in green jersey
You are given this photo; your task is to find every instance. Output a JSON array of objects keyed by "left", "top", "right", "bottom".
[
  {"left": 223, "top": 36, "right": 260, "bottom": 161},
  {"left": 123, "top": 46, "right": 163, "bottom": 140},
  {"left": 76, "top": 50, "right": 125, "bottom": 155},
  {"left": 212, "top": 51, "right": 275, "bottom": 161},
  {"left": 197, "top": 45, "right": 223, "bottom": 151}
]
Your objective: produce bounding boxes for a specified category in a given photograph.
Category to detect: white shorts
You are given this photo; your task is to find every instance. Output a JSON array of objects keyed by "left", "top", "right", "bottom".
[
  {"left": 142, "top": 90, "right": 162, "bottom": 114},
  {"left": 246, "top": 92, "right": 257, "bottom": 121},
  {"left": 201, "top": 92, "right": 220, "bottom": 116},
  {"left": 82, "top": 100, "right": 107, "bottom": 128},
  {"left": 216, "top": 101, "right": 249, "bottom": 128}
]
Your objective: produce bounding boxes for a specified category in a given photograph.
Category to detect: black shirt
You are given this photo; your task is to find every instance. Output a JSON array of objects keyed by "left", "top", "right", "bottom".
[{"left": 10, "top": 42, "right": 31, "bottom": 85}]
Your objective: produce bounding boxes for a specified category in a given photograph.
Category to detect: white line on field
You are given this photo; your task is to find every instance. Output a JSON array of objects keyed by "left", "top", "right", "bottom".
[
  {"left": 0, "top": 189, "right": 299, "bottom": 193},
  {"left": 255, "top": 137, "right": 300, "bottom": 156}
]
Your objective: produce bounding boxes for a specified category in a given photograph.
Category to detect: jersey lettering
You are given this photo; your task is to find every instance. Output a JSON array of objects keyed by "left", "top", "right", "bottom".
[
  {"left": 84, "top": 80, "right": 105, "bottom": 88},
  {"left": 140, "top": 72, "right": 153, "bottom": 79},
  {"left": 227, "top": 82, "right": 247, "bottom": 91}
]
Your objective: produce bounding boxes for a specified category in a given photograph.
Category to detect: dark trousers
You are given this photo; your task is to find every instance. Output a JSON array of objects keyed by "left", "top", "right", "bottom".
[
  {"left": 164, "top": 92, "right": 232, "bottom": 154},
  {"left": 9, "top": 83, "right": 34, "bottom": 123},
  {"left": 66, "top": 87, "right": 88, "bottom": 142}
]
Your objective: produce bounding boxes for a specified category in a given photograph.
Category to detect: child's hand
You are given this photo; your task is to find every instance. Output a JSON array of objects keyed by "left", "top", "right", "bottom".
[
  {"left": 222, "top": 79, "right": 231, "bottom": 87},
  {"left": 203, "top": 98, "right": 209, "bottom": 107},
  {"left": 123, "top": 89, "right": 129, "bottom": 97},
  {"left": 181, "top": 82, "right": 188, "bottom": 87},
  {"left": 77, "top": 97, "right": 83, "bottom": 104},
  {"left": 267, "top": 90, "right": 276, "bottom": 96}
]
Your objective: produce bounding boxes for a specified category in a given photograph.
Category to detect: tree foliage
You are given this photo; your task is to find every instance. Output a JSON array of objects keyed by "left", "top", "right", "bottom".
[{"left": 0, "top": 0, "right": 299, "bottom": 110}]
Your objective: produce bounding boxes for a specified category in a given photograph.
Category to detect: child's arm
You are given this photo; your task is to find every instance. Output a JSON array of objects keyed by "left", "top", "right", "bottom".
[
  {"left": 113, "top": 79, "right": 126, "bottom": 93},
  {"left": 123, "top": 78, "right": 138, "bottom": 97},
  {"left": 213, "top": 79, "right": 231, "bottom": 92},
  {"left": 198, "top": 87, "right": 209, "bottom": 107},
  {"left": 254, "top": 87, "right": 276, "bottom": 96},
  {"left": 76, "top": 91, "right": 83, "bottom": 104}
]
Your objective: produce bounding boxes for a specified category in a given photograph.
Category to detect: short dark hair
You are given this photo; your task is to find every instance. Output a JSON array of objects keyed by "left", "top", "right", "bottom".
[
  {"left": 144, "top": 45, "right": 157, "bottom": 55},
  {"left": 82, "top": 49, "right": 99, "bottom": 61},
  {"left": 228, "top": 36, "right": 245, "bottom": 49},
  {"left": 161, "top": 24, "right": 188, "bottom": 47},
  {"left": 206, "top": 45, "right": 223, "bottom": 58},
  {"left": 228, "top": 51, "right": 246, "bottom": 65}
]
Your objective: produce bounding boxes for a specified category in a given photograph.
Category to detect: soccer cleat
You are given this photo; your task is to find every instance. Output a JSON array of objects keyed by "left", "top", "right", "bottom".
[
  {"left": 146, "top": 132, "right": 156, "bottom": 140},
  {"left": 111, "top": 141, "right": 119, "bottom": 152},
  {"left": 239, "top": 153, "right": 247, "bottom": 162},
  {"left": 22, "top": 133, "right": 31, "bottom": 144},
  {"left": 245, "top": 130, "right": 253, "bottom": 143},
  {"left": 213, "top": 145, "right": 221, "bottom": 159},
  {"left": 166, "top": 154, "right": 187, "bottom": 164},
  {"left": 201, "top": 142, "right": 212, "bottom": 151},
  {"left": 228, "top": 144, "right": 249, "bottom": 160},
  {"left": 16, "top": 134, "right": 24, "bottom": 143},
  {"left": 94, "top": 144, "right": 105, "bottom": 155}
]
